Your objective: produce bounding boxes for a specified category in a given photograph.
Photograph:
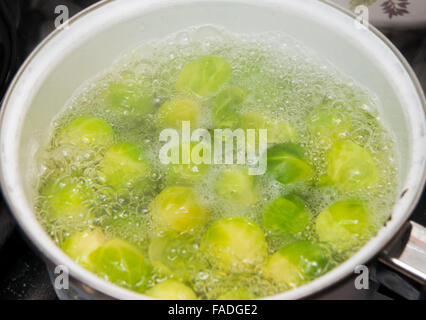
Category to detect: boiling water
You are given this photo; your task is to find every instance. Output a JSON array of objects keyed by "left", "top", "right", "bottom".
[{"left": 34, "top": 26, "right": 398, "bottom": 299}]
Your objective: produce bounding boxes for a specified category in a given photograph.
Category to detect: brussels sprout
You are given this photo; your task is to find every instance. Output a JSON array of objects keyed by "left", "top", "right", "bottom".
[
  {"left": 263, "top": 195, "right": 311, "bottom": 236},
  {"left": 214, "top": 113, "right": 241, "bottom": 129},
  {"left": 105, "top": 80, "right": 155, "bottom": 118},
  {"left": 150, "top": 186, "right": 209, "bottom": 232},
  {"left": 98, "top": 142, "right": 148, "bottom": 190},
  {"left": 41, "top": 176, "right": 94, "bottom": 221},
  {"left": 216, "top": 288, "right": 254, "bottom": 300},
  {"left": 176, "top": 56, "right": 232, "bottom": 96},
  {"left": 57, "top": 116, "right": 114, "bottom": 149},
  {"left": 200, "top": 217, "right": 268, "bottom": 272},
  {"left": 90, "top": 238, "right": 153, "bottom": 292},
  {"left": 326, "top": 140, "right": 378, "bottom": 192},
  {"left": 61, "top": 230, "right": 105, "bottom": 269},
  {"left": 240, "top": 112, "right": 295, "bottom": 145},
  {"left": 214, "top": 167, "right": 259, "bottom": 206},
  {"left": 212, "top": 87, "right": 246, "bottom": 125},
  {"left": 145, "top": 280, "right": 197, "bottom": 300},
  {"left": 307, "top": 105, "right": 353, "bottom": 147},
  {"left": 263, "top": 241, "right": 328, "bottom": 287},
  {"left": 166, "top": 142, "right": 209, "bottom": 185},
  {"left": 148, "top": 232, "right": 205, "bottom": 280},
  {"left": 267, "top": 143, "right": 313, "bottom": 184},
  {"left": 157, "top": 98, "right": 200, "bottom": 129},
  {"left": 315, "top": 200, "right": 371, "bottom": 249},
  {"left": 263, "top": 250, "right": 300, "bottom": 287}
]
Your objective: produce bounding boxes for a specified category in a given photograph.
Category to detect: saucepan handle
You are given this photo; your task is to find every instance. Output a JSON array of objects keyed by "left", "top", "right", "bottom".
[{"left": 378, "top": 221, "right": 426, "bottom": 286}]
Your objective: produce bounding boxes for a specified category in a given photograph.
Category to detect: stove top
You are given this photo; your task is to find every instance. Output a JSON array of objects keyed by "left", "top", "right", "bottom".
[{"left": 0, "top": 0, "right": 425, "bottom": 300}]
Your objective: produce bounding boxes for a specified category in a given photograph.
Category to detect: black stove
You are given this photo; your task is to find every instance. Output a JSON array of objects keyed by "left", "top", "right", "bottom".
[{"left": 0, "top": 0, "right": 425, "bottom": 300}]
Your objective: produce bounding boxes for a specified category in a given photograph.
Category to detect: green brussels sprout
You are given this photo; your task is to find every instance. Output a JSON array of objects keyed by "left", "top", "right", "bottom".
[
  {"left": 150, "top": 186, "right": 209, "bottom": 232},
  {"left": 90, "top": 238, "right": 153, "bottom": 292},
  {"left": 214, "top": 167, "right": 259, "bottom": 206},
  {"left": 176, "top": 56, "right": 232, "bottom": 96},
  {"left": 263, "top": 195, "right": 311, "bottom": 236},
  {"left": 263, "top": 250, "right": 300, "bottom": 287},
  {"left": 240, "top": 112, "right": 295, "bottom": 145},
  {"left": 57, "top": 116, "right": 114, "bottom": 149},
  {"left": 98, "top": 142, "right": 148, "bottom": 190},
  {"left": 105, "top": 79, "right": 155, "bottom": 118},
  {"left": 326, "top": 140, "right": 378, "bottom": 192},
  {"left": 156, "top": 98, "right": 200, "bottom": 129},
  {"left": 41, "top": 176, "right": 94, "bottom": 221},
  {"left": 201, "top": 217, "right": 268, "bottom": 272},
  {"left": 267, "top": 143, "right": 313, "bottom": 184},
  {"left": 263, "top": 241, "right": 328, "bottom": 287},
  {"left": 148, "top": 232, "right": 205, "bottom": 281},
  {"left": 145, "top": 280, "right": 197, "bottom": 300},
  {"left": 212, "top": 87, "right": 246, "bottom": 125},
  {"left": 166, "top": 141, "right": 209, "bottom": 185},
  {"left": 61, "top": 230, "right": 105, "bottom": 269},
  {"left": 216, "top": 288, "right": 254, "bottom": 300},
  {"left": 307, "top": 105, "right": 353, "bottom": 147},
  {"left": 315, "top": 200, "right": 371, "bottom": 249},
  {"left": 214, "top": 112, "right": 241, "bottom": 129}
]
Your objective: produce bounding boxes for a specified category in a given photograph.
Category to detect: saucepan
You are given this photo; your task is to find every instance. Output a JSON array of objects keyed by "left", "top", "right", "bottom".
[{"left": 0, "top": 0, "right": 425, "bottom": 299}]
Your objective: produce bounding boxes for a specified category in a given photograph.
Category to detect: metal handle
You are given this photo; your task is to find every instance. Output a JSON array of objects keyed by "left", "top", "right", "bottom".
[{"left": 379, "top": 221, "right": 426, "bottom": 285}]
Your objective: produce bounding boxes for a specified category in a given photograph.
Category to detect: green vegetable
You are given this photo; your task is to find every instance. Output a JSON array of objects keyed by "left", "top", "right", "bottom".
[
  {"left": 57, "top": 116, "right": 114, "bottom": 149},
  {"left": 90, "top": 238, "right": 153, "bottom": 292},
  {"left": 214, "top": 167, "right": 259, "bottom": 206},
  {"left": 263, "top": 195, "right": 311, "bottom": 236},
  {"left": 156, "top": 98, "right": 200, "bottom": 129},
  {"left": 41, "top": 176, "right": 94, "bottom": 221},
  {"left": 267, "top": 143, "right": 313, "bottom": 184},
  {"left": 307, "top": 105, "right": 353, "bottom": 147},
  {"left": 263, "top": 241, "right": 328, "bottom": 287},
  {"left": 240, "top": 112, "right": 295, "bottom": 145},
  {"left": 215, "top": 116, "right": 241, "bottom": 129},
  {"left": 176, "top": 56, "right": 232, "bottom": 96},
  {"left": 150, "top": 186, "right": 209, "bottom": 232},
  {"left": 98, "top": 142, "right": 148, "bottom": 190},
  {"left": 105, "top": 79, "right": 155, "bottom": 118},
  {"left": 145, "top": 280, "right": 197, "bottom": 300},
  {"left": 326, "top": 140, "right": 378, "bottom": 192},
  {"left": 315, "top": 200, "right": 371, "bottom": 249},
  {"left": 148, "top": 232, "right": 205, "bottom": 281},
  {"left": 201, "top": 217, "right": 268, "bottom": 272},
  {"left": 212, "top": 87, "right": 246, "bottom": 125},
  {"left": 61, "top": 230, "right": 105, "bottom": 269}
]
